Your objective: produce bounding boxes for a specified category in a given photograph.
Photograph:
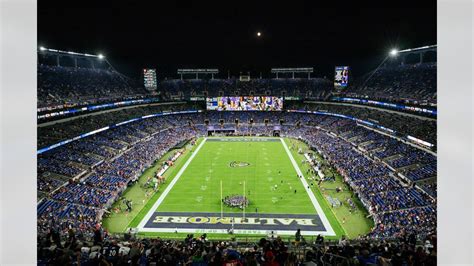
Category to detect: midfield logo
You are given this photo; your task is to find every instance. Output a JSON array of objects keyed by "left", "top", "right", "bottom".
[{"left": 229, "top": 161, "right": 251, "bottom": 168}]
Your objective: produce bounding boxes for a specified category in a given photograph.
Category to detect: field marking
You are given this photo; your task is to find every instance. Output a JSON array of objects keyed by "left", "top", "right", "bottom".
[
  {"left": 138, "top": 228, "right": 329, "bottom": 235},
  {"left": 280, "top": 138, "right": 336, "bottom": 236},
  {"left": 138, "top": 137, "right": 335, "bottom": 236},
  {"left": 137, "top": 138, "right": 208, "bottom": 230}
]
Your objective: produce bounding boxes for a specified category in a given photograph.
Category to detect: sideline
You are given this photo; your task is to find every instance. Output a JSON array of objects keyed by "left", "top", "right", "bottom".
[
  {"left": 137, "top": 138, "right": 208, "bottom": 230},
  {"left": 280, "top": 138, "right": 336, "bottom": 236}
]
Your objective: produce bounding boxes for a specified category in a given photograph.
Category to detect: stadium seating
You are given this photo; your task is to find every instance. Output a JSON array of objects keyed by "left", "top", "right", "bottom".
[
  {"left": 37, "top": 111, "right": 436, "bottom": 242},
  {"left": 158, "top": 78, "right": 333, "bottom": 100},
  {"left": 288, "top": 101, "right": 437, "bottom": 145},
  {"left": 37, "top": 221, "right": 437, "bottom": 265},
  {"left": 343, "top": 63, "right": 437, "bottom": 104},
  {"left": 38, "top": 64, "right": 149, "bottom": 108},
  {"left": 36, "top": 59, "right": 437, "bottom": 265}
]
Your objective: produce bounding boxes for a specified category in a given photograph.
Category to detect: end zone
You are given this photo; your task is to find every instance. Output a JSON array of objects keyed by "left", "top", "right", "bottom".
[{"left": 140, "top": 212, "right": 329, "bottom": 236}]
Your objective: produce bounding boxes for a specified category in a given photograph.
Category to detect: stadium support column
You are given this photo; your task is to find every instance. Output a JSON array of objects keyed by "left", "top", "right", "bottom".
[
  {"left": 195, "top": 73, "right": 198, "bottom": 80},
  {"left": 56, "top": 55, "right": 60, "bottom": 66},
  {"left": 276, "top": 72, "right": 279, "bottom": 79},
  {"left": 292, "top": 72, "right": 295, "bottom": 79}
]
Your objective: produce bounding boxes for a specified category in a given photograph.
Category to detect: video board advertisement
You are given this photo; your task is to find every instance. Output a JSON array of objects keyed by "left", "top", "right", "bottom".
[
  {"left": 334, "top": 66, "right": 349, "bottom": 87},
  {"left": 206, "top": 96, "right": 283, "bottom": 111},
  {"left": 143, "top": 69, "right": 157, "bottom": 90}
]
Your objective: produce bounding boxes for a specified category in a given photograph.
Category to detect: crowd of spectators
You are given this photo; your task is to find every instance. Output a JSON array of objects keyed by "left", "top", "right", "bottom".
[
  {"left": 404, "top": 162, "right": 437, "bottom": 181},
  {"left": 38, "top": 228, "right": 311, "bottom": 265},
  {"left": 343, "top": 63, "right": 437, "bottom": 105},
  {"left": 308, "top": 233, "right": 436, "bottom": 265},
  {"left": 418, "top": 182, "right": 437, "bottom": 198},
  {"left": 370, "top": 206, "right": 437, "bottom": 240},
  {"left": 37, "top": 224, "right": 437, "bottom": 265},
  {"left": 287, "top": 101, "right": 437, "bottom": 145},
  {"left": 38, "top": 157, "right": 85, "bottom": 178},
  {"left": 158, "top": 77, "right": 333, "bottom": 100},
  {"left": 37, "top": 102, "right": 198, "bottom": 148},
  {"left": 39, "top": 61, "right": 436, "bottom": 110},
  {"left": 38, "top": 114, "right": 201, "bottom": 241},
  {"left": 37, "top": 111, "right": 437, "bottom": 260},
  {"left": 282, "top": 119, "right": 436, "bottom": 238},
  {"left": 38, "top": 64, "right": 149, "bottom": 108}
]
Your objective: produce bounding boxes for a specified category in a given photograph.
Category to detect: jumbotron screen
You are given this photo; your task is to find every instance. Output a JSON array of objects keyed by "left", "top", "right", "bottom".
[
  {"left": 207, "top": 96, "right": 284, "bottom": 111},
  {"left": 334, "top": 66, "right": 350, "bottom": 88},
  {"left": 143, "top": 69, "right": 157, "bottom": 90}
]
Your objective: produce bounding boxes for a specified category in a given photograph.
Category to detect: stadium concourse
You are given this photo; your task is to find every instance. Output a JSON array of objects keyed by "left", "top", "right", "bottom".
[{"left": 37, "top": 55, "right": 437, "bottom": 264}]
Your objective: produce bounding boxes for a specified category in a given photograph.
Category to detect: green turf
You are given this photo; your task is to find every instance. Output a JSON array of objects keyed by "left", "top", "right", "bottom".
[
  {"left": 156, "top": 138, "right": 315, "bottom": 214},
  {"left": 103, "top": 137, "right": 373, "bottom": 240}
]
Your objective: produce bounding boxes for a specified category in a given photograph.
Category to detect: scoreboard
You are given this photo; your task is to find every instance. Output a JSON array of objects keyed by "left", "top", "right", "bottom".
[
  {"left": 334, "top": 66, "right": 349, "bottom": 88},
  {"left": 143, "top": 69, "right": 157, "bottom": 90}
]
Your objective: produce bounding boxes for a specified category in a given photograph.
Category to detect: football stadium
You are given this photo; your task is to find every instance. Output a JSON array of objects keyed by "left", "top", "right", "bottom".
[{"left": 36, "top": 3, "right": 438, "bottom": 265}]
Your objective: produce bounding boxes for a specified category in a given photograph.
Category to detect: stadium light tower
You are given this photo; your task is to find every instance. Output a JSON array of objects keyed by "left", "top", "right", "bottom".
[{"left": 390, "top": 49, "right": 398, "bottom": 56}]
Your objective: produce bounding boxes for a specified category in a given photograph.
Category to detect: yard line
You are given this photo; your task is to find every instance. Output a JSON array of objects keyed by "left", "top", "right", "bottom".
[
  {"left": 280, "top": 138, "right": 336, "bottom": 236},
  {"left": 137, "top": 138, "right": 208, "bottom": 230}
]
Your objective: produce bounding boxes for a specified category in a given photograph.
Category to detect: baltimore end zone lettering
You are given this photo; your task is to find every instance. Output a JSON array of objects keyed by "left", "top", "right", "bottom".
[
  {"left": 153, "top": 216, "right": 316, "bottom": 226},
  {"left": 144, "top": 212, "right": 327, "bottom": 232}
]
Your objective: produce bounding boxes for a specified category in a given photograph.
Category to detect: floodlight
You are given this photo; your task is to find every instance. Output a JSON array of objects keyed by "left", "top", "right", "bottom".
[
  {"left": 98, "top": 54, "right": 105, "bottom": 59},
  {"left": 39, "top": 46, "right": 46, "bottom": 51},
  {"left": 257, "top": 32, "right": 261, "bottom": 37},
  {"left": 390, "top": 49, "right": 398, "bottom": 56}
]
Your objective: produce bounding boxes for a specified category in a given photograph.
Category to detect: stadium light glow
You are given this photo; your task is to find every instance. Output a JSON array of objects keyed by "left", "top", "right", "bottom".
[
  {"left": 37, "top": 47, "right": 106, "bottom": 59},
  {"left": 390, "top": 49, "right": 398, "bottom": 56},
  {"left": 257, "top": 32, "right": 261, "bottom": 37}
]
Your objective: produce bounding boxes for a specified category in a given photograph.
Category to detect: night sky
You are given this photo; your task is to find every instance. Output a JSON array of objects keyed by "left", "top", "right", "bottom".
[{"left": 38, "top": 1, "right": 436, "bottom": 80}]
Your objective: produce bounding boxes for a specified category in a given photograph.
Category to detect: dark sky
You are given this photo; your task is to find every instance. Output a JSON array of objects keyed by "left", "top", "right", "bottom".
[{"left": 38, "top": 1, "right": 437, "bottom": 80}]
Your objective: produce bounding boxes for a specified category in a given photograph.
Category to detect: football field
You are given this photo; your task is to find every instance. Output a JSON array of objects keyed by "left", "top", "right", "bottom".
[{"left": 136, "top": 137, "right": 335, "bottom": 236}]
